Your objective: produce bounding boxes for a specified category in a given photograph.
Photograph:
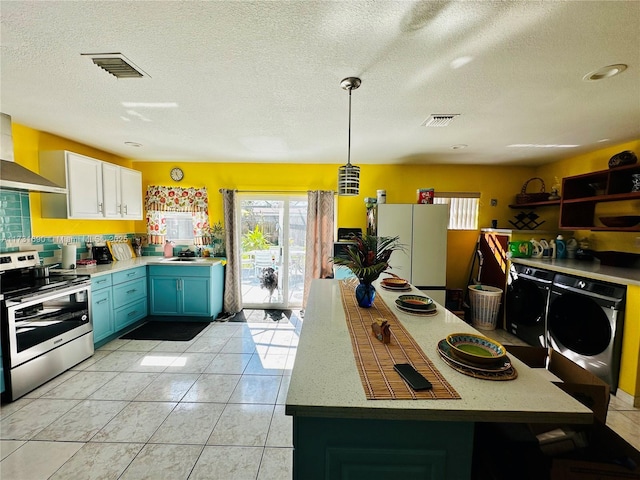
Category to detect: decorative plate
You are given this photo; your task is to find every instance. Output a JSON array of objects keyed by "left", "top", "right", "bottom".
[
  {"left": 394, "top": 301, "right": 436, "bottom": 313},
  {"left": 396, "top": 294, "right": 434, "bottom": 310},
  {"left": 381, "top": 284, "right": 412, "bottom": 292},
  {"left": 437, "top": 339, "right": 512, "bottom": 373},
  {"left": 381, "top": 277, "right": 409, "bottom": 288},
  {"left": 395, "top": 304, "right": 438, "bottom": 316},
  {"left": 445, "top": 332, "right": 507, "bottom": 365}
]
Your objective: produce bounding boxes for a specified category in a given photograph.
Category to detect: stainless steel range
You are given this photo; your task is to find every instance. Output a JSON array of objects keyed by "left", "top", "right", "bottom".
[{"left": 1, "top": 250, "right": 93, "bottom": 401}]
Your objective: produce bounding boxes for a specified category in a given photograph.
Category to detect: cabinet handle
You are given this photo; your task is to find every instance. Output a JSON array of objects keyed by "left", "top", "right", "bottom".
[
  {"left": 117, "top": 203, "right": 122, "bottom": 214},
  {"left": 127, "top": 272, "right": 136, "bottom": 277},
  {"left": 97, "top": 298, "right": 108, "bottom": 304},
  {"left": 97, "top": 279, "right": 107, "bottom": 285},
  {"left": 126, "top": 289, "right": 137, "bottom": 294},
  {"left": 128, "top": 310, "right": 137, "bottom": 317},
  {"left": 123, "top": 204, "right": 128, "bottom": 214},
  {"left": 98, "top": 202, "right": 103, "bottom": 213}
]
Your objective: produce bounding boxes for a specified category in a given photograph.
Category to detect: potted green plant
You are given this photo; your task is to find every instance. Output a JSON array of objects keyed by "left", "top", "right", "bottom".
[{"left": 332, "top": 234, "right": 404, "bottom": 307}]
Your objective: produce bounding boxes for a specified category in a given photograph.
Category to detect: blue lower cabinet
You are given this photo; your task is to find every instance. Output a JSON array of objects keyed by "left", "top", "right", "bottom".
[
  {"left": 92, "top": 288, "right": 114, "bottom": 344},
  {"left": 90, "top": 267, "right": 147, "bottom": 346},
  {"left": 148, "top": 263, "right": 223, "bottom": 319}
]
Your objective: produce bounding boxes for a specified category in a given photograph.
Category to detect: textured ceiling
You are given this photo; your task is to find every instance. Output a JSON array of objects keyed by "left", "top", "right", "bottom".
[{"left": 1, "top": 1, "right": 639, "bottom": 166}]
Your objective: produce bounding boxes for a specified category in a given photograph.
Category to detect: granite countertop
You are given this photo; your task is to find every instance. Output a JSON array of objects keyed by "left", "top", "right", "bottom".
[
  {"left": 285, "top": 279, "right": 592, "bottom": 424},
  {"left": 510, "top": 258, "right": 640, "bottom": 286},
  {"left": 51, "top": 256, "right": 224, "bottom": 278}
]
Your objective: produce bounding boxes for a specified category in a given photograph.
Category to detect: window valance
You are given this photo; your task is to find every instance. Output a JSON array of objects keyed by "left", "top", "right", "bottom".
[{"left": 145, "top": 185, "right": 210, "bottom": 245}]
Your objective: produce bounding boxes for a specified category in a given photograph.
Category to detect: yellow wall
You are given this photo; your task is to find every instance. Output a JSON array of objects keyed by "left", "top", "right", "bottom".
[
  {"left": 11, "top": 121, "right": 639, "bottom": 290},
  {"left": 13, "top": 124, "right": 136, "bottom": 236},
  {"left": 133, "top": 161, "right": 539, "bottom": 289},
  {"left": 619, "top": 284, "right": 640, "bottom": 401},
  {"left": 535, "top": 139, "right": 640, "bottom": 252}
]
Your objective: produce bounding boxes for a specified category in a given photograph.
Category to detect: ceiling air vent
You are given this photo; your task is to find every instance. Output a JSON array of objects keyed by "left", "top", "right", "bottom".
[
  {"left": 82, "top": 53, "right": 149, "bottom": 78},
  {"left": 421, "top": 114, "right": 460, "bottom": 127}
]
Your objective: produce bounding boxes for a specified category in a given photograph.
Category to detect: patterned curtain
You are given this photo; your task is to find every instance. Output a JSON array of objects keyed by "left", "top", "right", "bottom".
[
  {"left": 145, "top": 185, "right": 210, "bottom": 245},
  {"left": 303, "top": 190, "right": 335, "bottom": 307},
  {"left": 221, "top": 189, "right": 243, "bottom": 313}
]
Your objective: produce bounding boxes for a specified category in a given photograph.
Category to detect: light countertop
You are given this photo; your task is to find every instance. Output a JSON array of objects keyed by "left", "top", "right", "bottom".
[
  {"left": 285, "top": 279, "right": 593, "bottom": 424},
  {"left": 51, "top": 256, "right": 224, "bottom": 278},
  {"left": 510, "top": 258, "right": 640, "bottom": 286}
]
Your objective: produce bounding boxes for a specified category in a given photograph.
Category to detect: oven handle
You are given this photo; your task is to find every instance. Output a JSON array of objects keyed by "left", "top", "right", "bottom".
[{"left": 10, "top": 282, "right": 91, "bottom": 307}]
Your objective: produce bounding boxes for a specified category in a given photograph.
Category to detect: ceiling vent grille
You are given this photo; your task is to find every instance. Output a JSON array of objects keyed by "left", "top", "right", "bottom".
[
  {"left": 82, "top": 53, "right": 149, "bottom": 78},
  {"left": 421, "top": 114, "right": 460, "bottom": 127}
]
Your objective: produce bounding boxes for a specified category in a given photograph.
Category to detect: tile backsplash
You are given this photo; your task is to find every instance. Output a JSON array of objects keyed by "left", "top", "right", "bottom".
[{"left": 0, "top": 190, "right": 31, "bottom": 241}]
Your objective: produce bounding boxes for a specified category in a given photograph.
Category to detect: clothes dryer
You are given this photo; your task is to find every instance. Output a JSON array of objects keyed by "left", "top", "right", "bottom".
[
  {"left": 547, "top": 273, "right": 625, "bottom": 392},
  {"left": 505, "top": 264, "right": 554, "bottom": 347}
]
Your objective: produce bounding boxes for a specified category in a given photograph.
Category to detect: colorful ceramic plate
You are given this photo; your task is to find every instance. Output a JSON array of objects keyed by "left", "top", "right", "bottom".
[
  {"left": 396, "top": 294, "right": 434, "bottom": 310},
  {"left": 395, "top": 304, "right": 438, "bottom": 316},
  {"left": 394, "top": 301, "right": 436, "bottom": 313},
  {"left": 446, "top": 333, "right": 507, "bottom": 365},
  {"left": 381, "top": 277, "right": 409, "bottom": 288},
  {"left": 381, "top": 284, "right": 412, "bottom": 292},
  {"left": 437, "top": 339, "right": 512, "bottom": 372}
]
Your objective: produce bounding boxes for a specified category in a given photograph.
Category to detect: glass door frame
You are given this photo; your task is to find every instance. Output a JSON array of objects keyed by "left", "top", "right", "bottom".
[{"left": 238, "top": 193, "right": 306, "bottom": 310}]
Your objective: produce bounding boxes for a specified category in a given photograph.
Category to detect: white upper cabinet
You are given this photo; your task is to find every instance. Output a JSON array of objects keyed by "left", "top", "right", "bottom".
[
  {"left": 39, "top": 150, "right": 142, "bottom": 220},
  {"left": 119, "top": 167, "right": 142, "bottom": 219}
]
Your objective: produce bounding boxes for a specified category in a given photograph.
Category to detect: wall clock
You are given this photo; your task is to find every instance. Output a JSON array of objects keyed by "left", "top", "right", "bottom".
[{"left": 170, "top": 167, "right": 184, "bottom": 181}]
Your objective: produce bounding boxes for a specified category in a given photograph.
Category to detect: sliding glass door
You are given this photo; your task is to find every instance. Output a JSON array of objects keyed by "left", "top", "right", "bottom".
[{"left": 238, "top": 195, "right": 307, "bottom": 309}]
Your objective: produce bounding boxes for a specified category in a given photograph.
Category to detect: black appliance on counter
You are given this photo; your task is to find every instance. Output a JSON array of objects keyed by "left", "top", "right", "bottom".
[
  {"left": 92, "top": 245, "right": 112, "bottom": 264},
  {"left": 0, "top": 250, "right": 93, "bottom": 401}
]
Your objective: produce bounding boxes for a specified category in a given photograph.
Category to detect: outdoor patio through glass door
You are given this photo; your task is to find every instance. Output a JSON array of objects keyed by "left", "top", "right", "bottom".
[{"left": 238, "top": 195, "right": 307, "bottom": 309}]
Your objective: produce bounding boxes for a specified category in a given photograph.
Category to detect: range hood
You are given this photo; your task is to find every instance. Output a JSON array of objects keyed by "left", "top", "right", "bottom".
[{"left": 0, "top": 113, "right": 67, "bottom": 194}]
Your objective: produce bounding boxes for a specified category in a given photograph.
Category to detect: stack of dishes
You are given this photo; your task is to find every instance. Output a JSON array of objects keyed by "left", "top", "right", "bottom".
[
  {"left": 394, "top": 294, "right": 437, "bottom": 316},
  {"left": 437, "top": 332, "right": 517, "bottom": 380},
  {"left": 380, "top": 277, "right": 411, "bottom": 292}
]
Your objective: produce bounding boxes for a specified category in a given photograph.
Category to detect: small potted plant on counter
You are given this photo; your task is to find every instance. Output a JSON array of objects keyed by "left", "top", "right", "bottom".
[{"left": 332, "top": 234, "right": 404, "bottom": 307}]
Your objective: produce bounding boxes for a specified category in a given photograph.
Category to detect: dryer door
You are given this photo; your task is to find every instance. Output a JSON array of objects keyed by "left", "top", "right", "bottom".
[{"left": 547, "top": 292, "right": 612, "bottom": 356}]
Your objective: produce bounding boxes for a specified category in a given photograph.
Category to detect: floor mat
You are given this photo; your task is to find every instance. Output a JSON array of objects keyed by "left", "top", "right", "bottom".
[{"left": 120, "top": 321, "right": 209, "bottom": 341}]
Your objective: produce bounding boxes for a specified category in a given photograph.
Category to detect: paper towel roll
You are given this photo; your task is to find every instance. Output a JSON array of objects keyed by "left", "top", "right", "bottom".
[{"left": 62, "top": 244, "right": 77, "bottom": 269}]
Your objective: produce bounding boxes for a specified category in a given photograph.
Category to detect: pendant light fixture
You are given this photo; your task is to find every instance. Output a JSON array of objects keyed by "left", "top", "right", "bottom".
[{"left": 338, "top": 76, "right": 361, "bottom": 196}]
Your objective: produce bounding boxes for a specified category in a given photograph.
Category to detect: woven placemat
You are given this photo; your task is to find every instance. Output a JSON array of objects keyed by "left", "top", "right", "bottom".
[{"left": 339, "top": 280, "right": 461, "bottom": 400}]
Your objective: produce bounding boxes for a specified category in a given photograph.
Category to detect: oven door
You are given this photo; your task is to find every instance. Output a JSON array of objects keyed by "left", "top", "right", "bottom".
[{"left": 4, "top": 283, "right": 92, "bottom": 368}]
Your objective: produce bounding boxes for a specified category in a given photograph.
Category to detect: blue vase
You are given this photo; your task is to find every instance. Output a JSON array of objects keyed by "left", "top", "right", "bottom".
[{"left": 355, "top": 282, "right": 376, "bottom": 308}]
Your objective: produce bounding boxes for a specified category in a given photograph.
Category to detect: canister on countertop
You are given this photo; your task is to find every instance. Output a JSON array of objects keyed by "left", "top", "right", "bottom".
[
  {"left": 164, "top": 240, "right": 174, "bottom": 258},
  {"left": 566, "top": 238, "right": 578, "bottom": 259},
  {"left": 61, "top": 243, "right": 77, "bottom": 269}
]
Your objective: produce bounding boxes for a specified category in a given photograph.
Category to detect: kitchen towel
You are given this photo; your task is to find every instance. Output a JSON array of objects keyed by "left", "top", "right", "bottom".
[{"left": 61, "top": 244, "right": 77, "bottom": 269}]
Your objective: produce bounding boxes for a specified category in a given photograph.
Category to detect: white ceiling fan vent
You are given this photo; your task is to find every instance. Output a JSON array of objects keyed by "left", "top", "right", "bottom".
[
  {"left": 82, "top": 53, "right": 149, "bottom": 79},
  {"left": 421, "top": 114, "right": 460, "bottom": 127}
]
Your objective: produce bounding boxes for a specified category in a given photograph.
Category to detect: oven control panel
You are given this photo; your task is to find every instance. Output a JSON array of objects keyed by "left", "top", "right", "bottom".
[{"left": 0, "top": 251, "right": 40, "bottom": 272}]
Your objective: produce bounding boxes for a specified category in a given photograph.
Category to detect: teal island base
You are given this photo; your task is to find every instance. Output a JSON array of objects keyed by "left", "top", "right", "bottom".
[{"left": 291, "top": 415, "right": 474, "bottom": 480}]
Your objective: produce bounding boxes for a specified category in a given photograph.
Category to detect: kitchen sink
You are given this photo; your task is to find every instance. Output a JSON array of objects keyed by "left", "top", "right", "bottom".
[{"left": 162, "top": 257, "right": 208, "bottom": 263}]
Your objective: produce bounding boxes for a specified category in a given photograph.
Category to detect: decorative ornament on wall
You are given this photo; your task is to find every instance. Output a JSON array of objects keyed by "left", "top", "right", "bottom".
[{"left": 170, "top": 167, "right": 184, "bottom": 181}]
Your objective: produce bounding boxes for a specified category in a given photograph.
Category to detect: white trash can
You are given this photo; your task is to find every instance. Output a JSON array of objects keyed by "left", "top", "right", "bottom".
[{"left": 468, "top": 285, "right": 503, "bottom": 330}]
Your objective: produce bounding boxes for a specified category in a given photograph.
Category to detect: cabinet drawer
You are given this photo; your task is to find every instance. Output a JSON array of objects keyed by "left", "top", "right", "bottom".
[
  {"left": 92, "top": 288, "right": 114, "bottom": 344},
  {"left": 112, "top": 266, "right": 146, "bottom": 284},
  {"left": 148, "top": 265, "right": 213, "bottom": 277},
  {"left": 112, "top": 277, "right": 147, "bottom": 305},
  {"left": 114, "top": 298, "right": 147, "bottom": 330},
  {"left": 91, "top": 274, "right": 112, "bottom": 291}
]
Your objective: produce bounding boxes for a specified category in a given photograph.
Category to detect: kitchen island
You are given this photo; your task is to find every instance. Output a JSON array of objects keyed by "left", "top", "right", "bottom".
[{"left": 285, "top": 279, "right": 593, "bottom": 480}]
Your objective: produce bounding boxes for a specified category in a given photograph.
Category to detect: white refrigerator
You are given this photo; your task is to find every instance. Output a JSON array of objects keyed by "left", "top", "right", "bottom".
[{"left": 376, "top": 204, "right": 449, "bottom": 305}]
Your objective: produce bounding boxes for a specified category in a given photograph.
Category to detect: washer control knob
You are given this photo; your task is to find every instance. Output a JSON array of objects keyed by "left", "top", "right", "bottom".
[{"left": 577, "top": 280, "right": 587, "bottom": 289}]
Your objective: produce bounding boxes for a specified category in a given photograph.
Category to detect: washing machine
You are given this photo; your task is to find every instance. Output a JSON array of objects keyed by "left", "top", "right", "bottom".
[
  {"left": 506, "top": 264, "right": 555, "bottom": 347},
  {"left": 547, "top": 273, "right": 626, "bottom": 392}
]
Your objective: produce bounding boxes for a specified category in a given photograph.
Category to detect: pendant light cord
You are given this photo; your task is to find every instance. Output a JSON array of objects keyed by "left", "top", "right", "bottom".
[{"left": 347, "top": 87, "right": 352, "bottom": 167}]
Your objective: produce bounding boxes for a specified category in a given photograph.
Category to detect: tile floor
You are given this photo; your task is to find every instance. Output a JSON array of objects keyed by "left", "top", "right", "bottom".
[
  {"left": 1, "top": 309, "right": 299, "bottom": 480},
  {"left": 1, "top": 311, "right": 639, "bottom": 479}
]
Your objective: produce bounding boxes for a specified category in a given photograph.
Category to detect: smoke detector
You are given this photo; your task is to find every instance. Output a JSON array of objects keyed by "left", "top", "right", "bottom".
[
  {"left": 421, "top": 114, "right": 460, "bottom": 127},
  {"left": 82, "top": 53, "right": 149, "bottom": 78}
]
